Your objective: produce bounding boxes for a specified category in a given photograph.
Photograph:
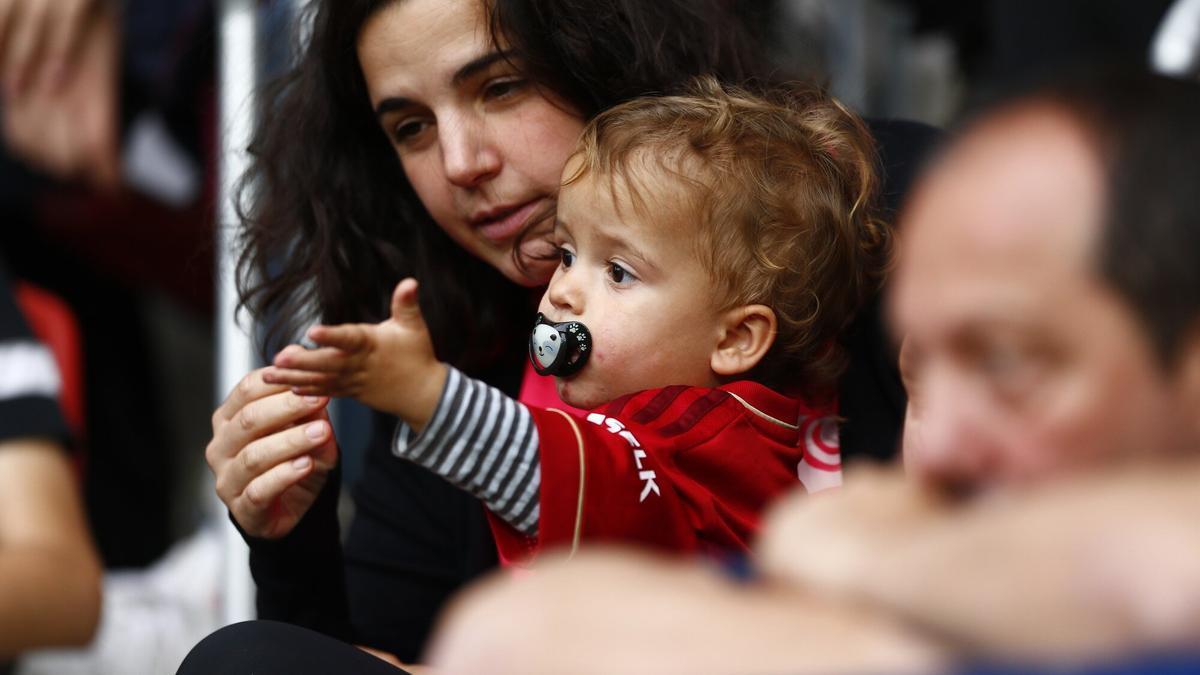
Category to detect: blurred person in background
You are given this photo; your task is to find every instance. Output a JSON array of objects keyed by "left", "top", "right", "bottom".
[
  {"left": 0, "top": 2, "right": 228, "bottom": 673},
  {"left": 0, "top": 0, "right": 215, "bottom": 570},
  {"left": 427, "top": 67, "right": 1200, "bottom": 674},
  {"left": 0, "top": 264, "right": 102, "bottom": 672}
]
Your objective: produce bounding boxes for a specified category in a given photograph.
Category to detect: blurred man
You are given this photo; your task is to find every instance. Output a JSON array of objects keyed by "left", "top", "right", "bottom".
[{"left": 426, "top": 69, "right": 1200, "bottom": 673}]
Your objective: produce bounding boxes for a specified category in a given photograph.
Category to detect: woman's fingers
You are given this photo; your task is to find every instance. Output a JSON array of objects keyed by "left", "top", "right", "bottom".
[
  {"left": 207, "top": 387, "right": 327, "bottom": 476},
  {"left": 214, "top": 417, "right": 329, "bottom": 508},
  {"left": 232, "top": 454, "right": 317, "bottom": 536},
  {"left": 214, "top": 368, "right": 291, "bottom": 427}
]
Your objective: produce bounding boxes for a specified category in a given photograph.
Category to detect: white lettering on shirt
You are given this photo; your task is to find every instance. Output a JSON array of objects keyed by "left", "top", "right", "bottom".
[{"left": 586, "top": 413, "right": 661, "bottom": 501}]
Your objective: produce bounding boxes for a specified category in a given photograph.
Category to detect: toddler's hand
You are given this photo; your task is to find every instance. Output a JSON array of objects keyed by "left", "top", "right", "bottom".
[{"left": 265, "top": 279, "right": 448, "bottom": 430}]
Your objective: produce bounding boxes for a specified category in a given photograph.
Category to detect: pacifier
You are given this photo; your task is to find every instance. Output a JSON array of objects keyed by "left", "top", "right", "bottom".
[{"left": 529, "top": 313, "right": 592, "bottom": 377}]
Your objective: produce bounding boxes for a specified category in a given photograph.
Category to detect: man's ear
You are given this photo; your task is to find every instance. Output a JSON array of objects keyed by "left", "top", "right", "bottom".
[{"left": 711, "top": 305, "right": 777, "bottom": 377}]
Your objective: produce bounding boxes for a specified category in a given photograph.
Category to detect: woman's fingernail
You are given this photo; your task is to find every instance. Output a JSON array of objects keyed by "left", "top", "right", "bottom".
[
  {"left": 304, "top": 396, "right": 322, "bottom": 406},
  {"left": 305, "top": 422, "right": 325, "bottom": 439},
  {"left": 292, "top": 456, "right": 312, "bottom": 470}
]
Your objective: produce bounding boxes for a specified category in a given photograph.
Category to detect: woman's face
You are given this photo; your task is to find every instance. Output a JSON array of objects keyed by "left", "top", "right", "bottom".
[{"left": 357, "top": 0, "right": 585, "bottom": 286}]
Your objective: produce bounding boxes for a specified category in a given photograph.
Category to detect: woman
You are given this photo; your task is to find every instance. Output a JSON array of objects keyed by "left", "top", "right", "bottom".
[{"left": 202, "top": 0, "right": 764, "bottom": 666}]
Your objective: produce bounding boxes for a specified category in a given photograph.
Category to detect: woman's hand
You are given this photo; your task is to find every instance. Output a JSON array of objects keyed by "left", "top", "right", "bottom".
[
  {"left": 205, "top": 369, "right": 340, "bottom": 539},
  {"left": 267, "top": 278, "right": 448, "bottom": 432}
]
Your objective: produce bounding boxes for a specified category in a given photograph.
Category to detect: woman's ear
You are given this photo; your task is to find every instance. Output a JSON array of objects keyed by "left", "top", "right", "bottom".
[{"left": 711, "top": 305, "right": 777, "bottom": 377}]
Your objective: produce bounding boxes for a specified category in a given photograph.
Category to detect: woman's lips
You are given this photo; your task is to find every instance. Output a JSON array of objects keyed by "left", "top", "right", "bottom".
[{"left": 474, "top": 199, "right": 543, "bottom": 245}]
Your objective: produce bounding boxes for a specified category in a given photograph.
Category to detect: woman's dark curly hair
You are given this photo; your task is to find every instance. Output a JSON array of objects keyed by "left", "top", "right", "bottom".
[{"left": 236, "top": 0, "right": 765, "bottom": 372}]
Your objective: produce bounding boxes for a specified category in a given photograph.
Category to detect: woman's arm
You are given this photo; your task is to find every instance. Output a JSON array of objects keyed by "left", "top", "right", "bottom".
[
  {"left": 243, "top": 462, "right": 352, "bottom": 641},
  {"left": 207, "top": 368, "right": 351, "bottom": 637},
  {"left": 0, "top": 437, "right": 102, "bottom": 657}
]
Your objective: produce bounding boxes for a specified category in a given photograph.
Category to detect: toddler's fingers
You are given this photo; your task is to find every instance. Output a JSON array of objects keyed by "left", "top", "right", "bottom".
[
  {"left": 263, "top": 367, "right": 336, "bottom": 388},
  {"left": 390, "top": 278, "right": 423, "bottom": 324},
  {"left": 308, "top": 324, "right": 370, "bottom": 352},
  {"left": 274, "top": 345, "right": 354, "bottom": 373},
  {"left": 289, "top": 384, "right": 352, "bottom": 398}
]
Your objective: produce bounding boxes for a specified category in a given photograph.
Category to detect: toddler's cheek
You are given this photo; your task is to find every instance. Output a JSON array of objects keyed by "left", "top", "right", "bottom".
[{"left": 556, "top": 378, "right": 604, "bottom": 410}]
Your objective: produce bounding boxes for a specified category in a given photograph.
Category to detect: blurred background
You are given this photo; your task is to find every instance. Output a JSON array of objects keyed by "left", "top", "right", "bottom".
[{"left": 0, "top": 0, "right": 1195, "bottom": 672}]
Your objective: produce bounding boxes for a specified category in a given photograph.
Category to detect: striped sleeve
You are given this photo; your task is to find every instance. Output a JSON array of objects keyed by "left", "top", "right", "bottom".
[{"left": 393, "top": 367, "right": 541, "bottom": 536}]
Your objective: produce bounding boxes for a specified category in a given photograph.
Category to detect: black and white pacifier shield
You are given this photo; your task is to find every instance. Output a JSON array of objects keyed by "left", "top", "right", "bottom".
[{"left": 529, "top": 313, "right": 591, "bottom": 377}]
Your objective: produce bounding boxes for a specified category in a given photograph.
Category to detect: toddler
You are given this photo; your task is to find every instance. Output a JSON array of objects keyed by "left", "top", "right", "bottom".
[{"left": 267, "top": 77, "right": 887, "bottom": 560}]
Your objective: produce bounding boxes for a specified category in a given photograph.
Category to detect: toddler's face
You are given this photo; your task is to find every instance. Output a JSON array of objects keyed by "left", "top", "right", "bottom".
[{"left": 538, "top": 169, "right": 725, "bottom": 409}]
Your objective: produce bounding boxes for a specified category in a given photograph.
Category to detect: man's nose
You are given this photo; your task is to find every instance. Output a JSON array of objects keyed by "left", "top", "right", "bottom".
[
  {"left": 440, "top": 113, "right": 501, "bottom": 188},
  {"left": 902, "top": 371, "right": 995, "bottom": 493}
]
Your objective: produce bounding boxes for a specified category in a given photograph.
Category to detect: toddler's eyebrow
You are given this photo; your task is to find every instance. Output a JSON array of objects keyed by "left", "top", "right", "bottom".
[{"left": 593, "top": 229, "right": 657, "bottom": 273}]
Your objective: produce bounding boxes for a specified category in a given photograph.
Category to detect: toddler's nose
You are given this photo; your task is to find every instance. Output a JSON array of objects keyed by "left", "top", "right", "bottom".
[{"left": 546, "top": 270, "right": 583, "bottom": 315}]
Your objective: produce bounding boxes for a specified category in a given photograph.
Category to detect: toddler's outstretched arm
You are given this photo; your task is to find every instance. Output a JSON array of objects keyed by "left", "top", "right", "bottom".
[{"left": 265, "top": 278, "right": 447, "bottom": 433}]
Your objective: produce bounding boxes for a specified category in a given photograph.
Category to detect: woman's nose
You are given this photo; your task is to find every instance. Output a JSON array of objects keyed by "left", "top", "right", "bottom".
[{"left": 439, "top": 113, "right": 501, "bottom": 188}]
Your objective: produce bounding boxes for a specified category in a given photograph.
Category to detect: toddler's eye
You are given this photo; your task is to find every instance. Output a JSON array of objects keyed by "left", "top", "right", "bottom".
[
  {"left": 608, "top": 262, "right": 633, "bottom": 284},
  {"left": 560, "top": 249, "right": 575, "bottom": 268}
]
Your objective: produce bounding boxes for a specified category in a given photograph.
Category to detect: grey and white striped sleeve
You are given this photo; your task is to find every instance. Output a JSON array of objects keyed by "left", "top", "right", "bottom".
[{"left": 393, "top": 367, "right": 541, "bottom": 536}]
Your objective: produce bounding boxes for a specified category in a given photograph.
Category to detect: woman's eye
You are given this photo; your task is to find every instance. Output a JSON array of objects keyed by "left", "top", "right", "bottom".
[
  {"left": 483, "top": 78, "right": 526, "bottom": 101},
  {"left": 392, "top": 119, "right": 430, "bottom": 144},
  {"left": 608, "top": 262, "right": 633, "bottom": 284},
  {"left": 560, "top": 249, "right": 575, "bottom": 268}
]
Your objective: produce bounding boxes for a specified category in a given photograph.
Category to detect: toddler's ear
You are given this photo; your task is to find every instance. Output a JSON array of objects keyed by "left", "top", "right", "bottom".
[{"left": 711, "top": 304, "right": 776, "bottom": 377}]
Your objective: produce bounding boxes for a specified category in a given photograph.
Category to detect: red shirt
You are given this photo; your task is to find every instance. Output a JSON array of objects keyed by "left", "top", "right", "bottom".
[{"left": 492, "top": 380, "right": 841, "bottom": 562}]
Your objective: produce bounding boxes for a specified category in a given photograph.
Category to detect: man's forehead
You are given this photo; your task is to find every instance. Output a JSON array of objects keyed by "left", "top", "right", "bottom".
[
  {"left": 901, "top": 105, "right": 1106, "bottom": 276},
  {"left": 891, "top": 105, "right": 1112, "bottom": 340}
]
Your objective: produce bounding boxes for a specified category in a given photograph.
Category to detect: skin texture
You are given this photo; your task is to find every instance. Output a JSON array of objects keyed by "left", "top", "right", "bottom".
[
  {"left": 0, "top": 438, "right": 102, "bottom": 657},
  {"left": 358, "top": 0, "right": 586, "bottom": 286},
  {"left": 265, "top": 163, "right": 778, "bottom": 418}
]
